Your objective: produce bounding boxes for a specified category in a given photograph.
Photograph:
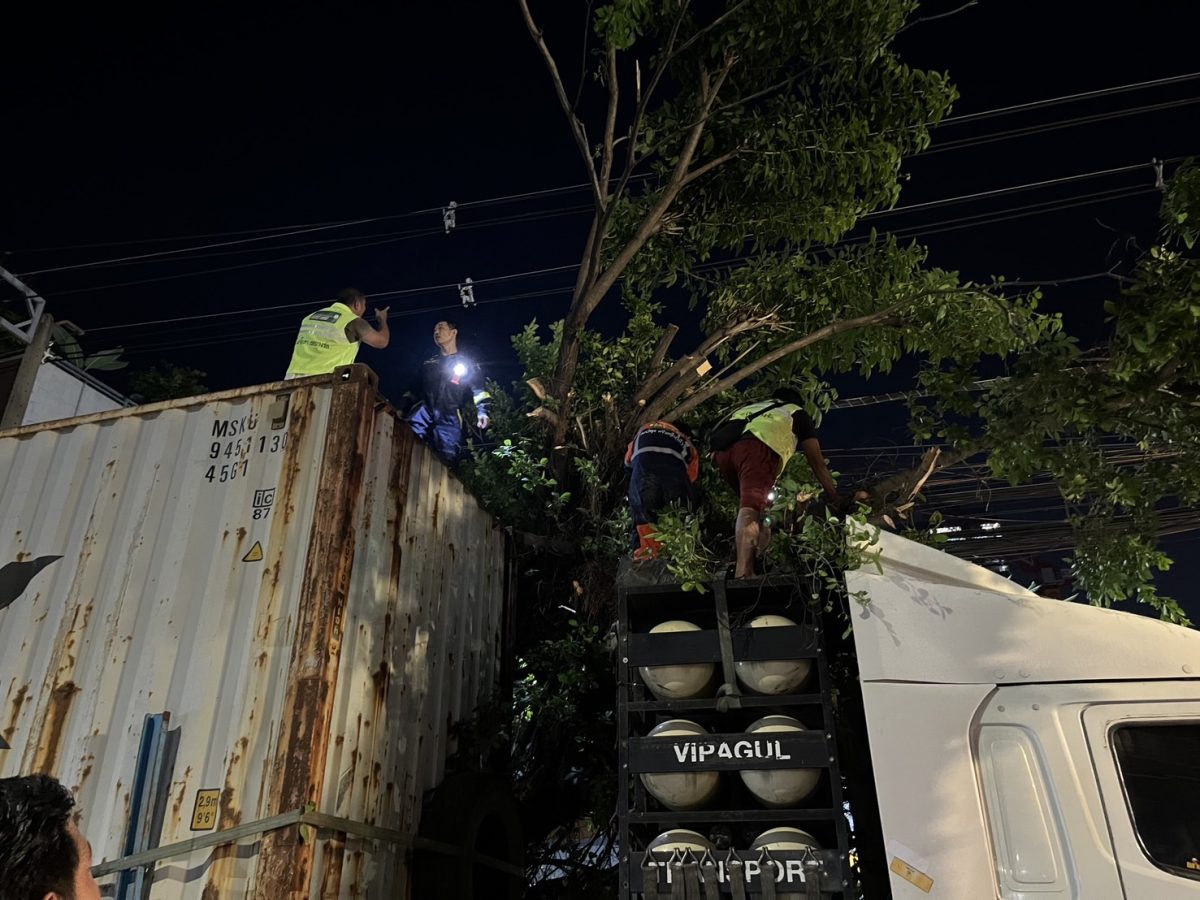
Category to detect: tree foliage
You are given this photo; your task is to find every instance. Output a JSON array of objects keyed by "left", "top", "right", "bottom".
[
  {"left": 128, "top": 361, "right": 209, "bottom": 403},
  {"left": 517, "top": 0, "right": 964, "bottom": 447},
  {"left": 481, "top": 2, "right": 1199, "bottom": 893},
  {"left": 910, "top": 163, "right": 1200, "bottom": 623}
]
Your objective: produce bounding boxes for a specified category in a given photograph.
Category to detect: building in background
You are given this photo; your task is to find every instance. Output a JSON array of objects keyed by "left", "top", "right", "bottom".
[{"left": 0, "top": 351, "right": 131, "bottom": 427}]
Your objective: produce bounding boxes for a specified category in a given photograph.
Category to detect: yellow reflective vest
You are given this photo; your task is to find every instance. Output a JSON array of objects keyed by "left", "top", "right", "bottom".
[
  {"left": 731, "top": 401, "right": 802, "bottom": 469},
  {"left": 285, "top": 302, "right": 361, "bottom": 378}
]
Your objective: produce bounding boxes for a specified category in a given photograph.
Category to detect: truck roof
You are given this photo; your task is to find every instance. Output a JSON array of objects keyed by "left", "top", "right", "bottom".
[{"left": 847, "top": 530, "right": 1200, "bottom": 685}]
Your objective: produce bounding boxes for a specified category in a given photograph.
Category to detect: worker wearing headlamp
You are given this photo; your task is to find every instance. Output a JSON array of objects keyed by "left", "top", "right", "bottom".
[{"left": 410, "top": 319, "right": 490, "bottom": 465}]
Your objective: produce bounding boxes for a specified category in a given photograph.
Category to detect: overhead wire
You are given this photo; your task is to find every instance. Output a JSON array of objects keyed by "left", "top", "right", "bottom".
[
  {"left": 115, "top": 285, "right": 578, "bottom": 355},
  {"left": 90, "top": 170, "right": 1164, "bottom": 349},
  {"left": 59, "top": 155, "right": 1173, "bottom": 315},
  {"left": 10, "top": 70, "right": 1197, "bottom": 270}
]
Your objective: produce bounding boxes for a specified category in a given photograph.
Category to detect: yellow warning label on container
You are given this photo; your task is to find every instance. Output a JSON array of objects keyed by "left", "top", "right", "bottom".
[
  {"left": 191, "top": 789, "right": 220, "bottom": 831},
  {"left": 890, "top": 857, "right": 933, "bottom": 893},
  {"left": 242, "top": 541, "right": 264, "bottom": 562}
]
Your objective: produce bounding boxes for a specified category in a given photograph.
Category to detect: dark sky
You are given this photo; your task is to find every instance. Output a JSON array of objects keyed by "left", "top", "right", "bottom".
[{"left": 3, "top": 2, "right": 1199, "bottom": 608}]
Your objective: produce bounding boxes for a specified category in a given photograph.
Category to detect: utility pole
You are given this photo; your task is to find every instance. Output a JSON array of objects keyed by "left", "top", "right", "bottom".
[{"left": 0, "top": 266, "right": 52, "bottom": 430}]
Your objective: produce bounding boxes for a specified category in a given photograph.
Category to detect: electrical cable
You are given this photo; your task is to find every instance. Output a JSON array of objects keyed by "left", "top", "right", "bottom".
[
  {"left": 921, "top": 96, "right": 1200, "bottom": 156},
  {"left": 937, "top": 70, "right": 1200, "bottom": 127},
  {"left": 54, "top": 156, "right": 1174, "bottom": 305},
  {"left": 10, "top": 71, "right": 1196, "bottom": 264},
  {"left": 87, "top": 175, "right": 1163, "bottom": 345},
  {"left": 40, "top": 205, "right": 596, "bottom": 271},
  {"left": 113, "top": 285, "right": 577, "bottom": 354}
]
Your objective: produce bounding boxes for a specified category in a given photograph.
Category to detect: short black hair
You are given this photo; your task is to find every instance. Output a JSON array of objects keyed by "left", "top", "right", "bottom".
[
  {"left": 0, "top": 774, "right": 80, "bottom": 899},
  {"left": 337, "top": 287, "right": 366, "bottom": 306},
  {"left": 437, "top": 318, "right": 459, "bottom": 332}
]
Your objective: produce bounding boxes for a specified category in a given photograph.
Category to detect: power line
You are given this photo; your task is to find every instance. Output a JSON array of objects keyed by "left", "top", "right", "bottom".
[
  {"left": 937, "top": 70, "right": 1200, "bottom": 126},
  {"left": 35, "top": 205, "right": 596, "bottom": 272},
  {"left": 116, "top": 285, "right": 577, "bottom": 355},
  {"left": 866, "top": 160, "right": 1175, "bottom": 219},
  {"left": 58, "top": 156, "right": 1171, "bottom": 308},
  {"left": 88, "top": 267, "right": 578, "bottom": 334},
  {"left": 87, "top": 170, "right": 1164, "bottom": 344},
  {"left": 10, "top": 71, "right": 1196, "bottom": 266},
  {"left": 922, "top": 96, "right": 1200, "bottom": 156}
]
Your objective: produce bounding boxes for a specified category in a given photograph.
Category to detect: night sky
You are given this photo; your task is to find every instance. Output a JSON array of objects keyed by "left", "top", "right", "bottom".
[{"left": 3, "top": 2, "right": 1199, "bottom": 604}]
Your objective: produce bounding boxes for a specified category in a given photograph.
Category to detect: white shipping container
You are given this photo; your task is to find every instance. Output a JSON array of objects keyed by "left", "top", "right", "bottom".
[{"left": 0, "top": 366, "right": 512, "bottom": 898}]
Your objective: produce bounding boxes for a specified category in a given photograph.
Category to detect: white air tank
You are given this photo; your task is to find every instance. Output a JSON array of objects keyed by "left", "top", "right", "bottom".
[
  {"left": 739, "top": 715, "right": 821, "bottom": 807},
  {"left": 639, "top": 620, "right": 715, "bottom": 700},
  {"left": 750, "top": 828, "right": 823, "bottom": 900},
  {"left": 640, "top": 719, "right": 721, "bottom": 811},
  {"left": 735, "top": 614, "right": 812, "bottom": 695}
]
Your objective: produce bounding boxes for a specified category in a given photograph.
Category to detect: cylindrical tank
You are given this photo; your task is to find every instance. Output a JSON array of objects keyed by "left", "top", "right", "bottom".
[
  {"left": 750, "top": 828, "right": 823, "bottom": 900},
  {"left": 640, "top": 720, "right": 721, "bottom": 811},
  {"left": 639, "top": 620, "right": 715, "bottom": 700},
  {"left": 735, "top": 614, "right": 812, "bottom": 695},
  {"left": 751, "top": 827, "right": 821, "bottom": 852},
  {"left": 647, "top": 829, "right": 716, "bottom": 855},
  {"left": 739, "top": 715, "right": 821, "bottom": 807}
]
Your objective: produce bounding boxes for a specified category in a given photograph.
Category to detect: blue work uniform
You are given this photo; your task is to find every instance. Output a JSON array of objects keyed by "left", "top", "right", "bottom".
[{"left": 410, "top": 352, "right": 490, "bottom": 466}]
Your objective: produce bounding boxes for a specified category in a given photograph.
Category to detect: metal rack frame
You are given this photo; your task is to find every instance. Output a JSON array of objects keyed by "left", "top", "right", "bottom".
[{"left": 616, "top": 573, "right": 852, "bottom": 898}]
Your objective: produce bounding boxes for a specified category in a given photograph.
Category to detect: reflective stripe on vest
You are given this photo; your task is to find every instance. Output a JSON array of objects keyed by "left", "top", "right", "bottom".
[
  {"left": 285, "top": 302, "right": 361, "bottom": 377},
  {"left": 731, "top": 401, "right": 801, "bottom": 469}
]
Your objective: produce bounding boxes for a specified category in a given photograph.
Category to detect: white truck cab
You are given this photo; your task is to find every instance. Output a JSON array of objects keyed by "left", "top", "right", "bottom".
[{"left": 848, "top": 531, "right": 1200, "bottom": 899}]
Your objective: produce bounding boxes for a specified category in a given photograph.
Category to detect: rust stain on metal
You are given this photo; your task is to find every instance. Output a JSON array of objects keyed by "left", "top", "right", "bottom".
[
  {"left": 4, "top": 683, "right": 29, "bottom": 746},
  {"left": 319, "top": 834, "right": 347, "bottom": 898},
  {"left": 220, "top": 736, "right": 249, "bottom": 828},
  {"left": 15, "top": 550, "right": 29, "bottom": 562},
  {"left": 33, "top": 681, "right": 80, "bottom": 773},
  {"left": 169, "top": 767, "right": 194, "bottom": 830},
  {"left": 253, "top": 369, "right": 375, "bottom": 899}
]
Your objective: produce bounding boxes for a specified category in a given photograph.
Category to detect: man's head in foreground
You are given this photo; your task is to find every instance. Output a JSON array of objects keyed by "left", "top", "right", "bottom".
[{"left": 0, "top": 774, "right": 101, "bottom": 900}]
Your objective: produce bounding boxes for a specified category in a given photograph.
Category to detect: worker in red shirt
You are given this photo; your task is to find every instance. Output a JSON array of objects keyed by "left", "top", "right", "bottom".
[
  {"left": 625, "top": 420, "right": 700, "bottom": 560},
  {"left": 712, "top": 389, "right": 839, "bottom": 577}
]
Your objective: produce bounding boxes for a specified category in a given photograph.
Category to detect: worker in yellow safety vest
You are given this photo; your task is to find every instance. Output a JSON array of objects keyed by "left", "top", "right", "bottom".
[
  {"left": 285, "top": 288, "right": 390, "bottom": 379},
  {"left": 711, "top": 388, "right": 840, "bottom": 577}
]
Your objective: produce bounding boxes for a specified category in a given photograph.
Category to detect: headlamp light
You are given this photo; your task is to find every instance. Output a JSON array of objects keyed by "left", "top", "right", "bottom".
[{"left": 452, "top": 362, "right": 468, "bottom": 378}]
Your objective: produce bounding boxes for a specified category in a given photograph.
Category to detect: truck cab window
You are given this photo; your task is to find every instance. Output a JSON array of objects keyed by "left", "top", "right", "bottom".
[{"left": 1112, "top": 723, "right": 1200, "bottom": 878}]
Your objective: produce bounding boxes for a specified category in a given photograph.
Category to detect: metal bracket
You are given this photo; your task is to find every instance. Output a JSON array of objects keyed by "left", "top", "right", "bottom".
[
  {"left": 0, "top": 266, "right": 46, "bottom": 345},
  {"left": 713, "top": 577, "right": 743, "bottom": 712},
  {"left": 443, "top": 201, "right": 458, "bottom": 233}
]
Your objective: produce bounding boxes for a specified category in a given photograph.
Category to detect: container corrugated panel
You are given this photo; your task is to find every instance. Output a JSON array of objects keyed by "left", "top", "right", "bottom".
[{"left": 0, "top": 367, "right": 509, "bottom": 898}]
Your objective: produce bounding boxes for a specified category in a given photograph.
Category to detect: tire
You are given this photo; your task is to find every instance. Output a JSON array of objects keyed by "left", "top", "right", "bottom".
[{"left": 412, "top": 771, "right": 525, "bottom": 900}]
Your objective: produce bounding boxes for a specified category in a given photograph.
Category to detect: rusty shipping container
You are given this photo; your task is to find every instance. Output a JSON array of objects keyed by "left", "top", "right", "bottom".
[{"left": 0, "top": 366, "right": 513, "bottom": 897}]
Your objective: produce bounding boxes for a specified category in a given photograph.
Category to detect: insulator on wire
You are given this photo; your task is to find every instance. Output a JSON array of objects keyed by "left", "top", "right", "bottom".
[
  {"left": 459, "top": 278, "right": 476, "bottom": 308},
  {"left": 443, "top": 201, "right": 458, "bottom": 233}
]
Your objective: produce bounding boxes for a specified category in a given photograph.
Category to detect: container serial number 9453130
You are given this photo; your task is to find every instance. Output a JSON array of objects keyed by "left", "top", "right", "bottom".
[{"left": 208, "top": 433, "right": 288, "bottom": 460}]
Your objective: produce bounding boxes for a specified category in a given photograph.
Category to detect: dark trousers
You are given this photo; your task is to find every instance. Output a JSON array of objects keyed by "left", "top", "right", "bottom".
[
  {"left": 410, "top": 404, "right": 464, "bottom": 466},
  {"left": 628, "top": 461, "right": 692, "bottom": 550}
]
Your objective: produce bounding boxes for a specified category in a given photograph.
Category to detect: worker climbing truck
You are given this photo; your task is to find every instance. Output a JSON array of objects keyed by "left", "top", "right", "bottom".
[
  {"left": 618, "top": 531, "right": 1200, "bottom": 898},
  {"left": 0, "top": 367, "right": 523, "bottom": 898}
]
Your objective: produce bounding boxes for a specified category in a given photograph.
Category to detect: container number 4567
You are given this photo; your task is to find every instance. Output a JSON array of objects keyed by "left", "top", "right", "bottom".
[{"left": 205, "top": 461, "right": 249, "bottom": 483}]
